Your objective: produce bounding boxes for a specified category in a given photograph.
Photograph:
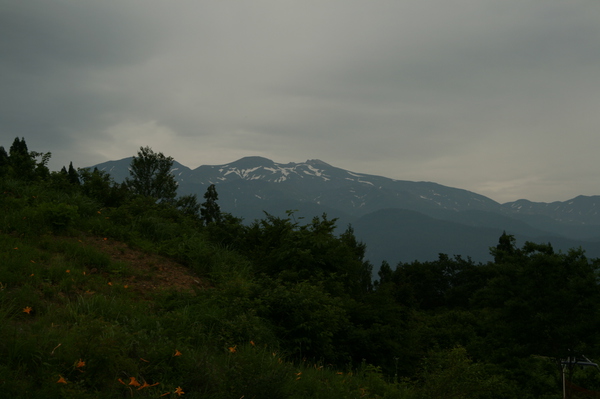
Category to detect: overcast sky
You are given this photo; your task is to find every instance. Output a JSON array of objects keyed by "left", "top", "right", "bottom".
[{"left": 2, "top": 1, "right": 599, "bottom": 203}]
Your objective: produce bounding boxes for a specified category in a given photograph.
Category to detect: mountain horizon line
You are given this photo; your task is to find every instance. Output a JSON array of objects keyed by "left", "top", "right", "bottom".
[{"left": 90, "top": 154, "right": 598, "bottom": 206}]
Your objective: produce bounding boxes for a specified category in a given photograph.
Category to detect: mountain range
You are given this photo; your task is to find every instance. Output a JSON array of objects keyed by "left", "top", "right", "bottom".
[{"left": 91, "top": 156, "right": 600, "bottom": 267}]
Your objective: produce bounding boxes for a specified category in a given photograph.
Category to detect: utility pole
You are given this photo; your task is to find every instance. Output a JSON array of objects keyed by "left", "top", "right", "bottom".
[{"left": 560, "top": 356, "right": 599, "bottom": 399}]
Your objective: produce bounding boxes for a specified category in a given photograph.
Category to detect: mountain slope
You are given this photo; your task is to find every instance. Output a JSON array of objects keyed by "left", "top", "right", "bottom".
[{"left": 90, "top": 156, "right": 600, "bottom": 264}]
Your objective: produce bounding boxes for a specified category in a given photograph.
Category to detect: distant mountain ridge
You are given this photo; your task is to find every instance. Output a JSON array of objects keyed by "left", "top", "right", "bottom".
[{"left": 90, "top": 156, "right": 600, "bottom": 265}]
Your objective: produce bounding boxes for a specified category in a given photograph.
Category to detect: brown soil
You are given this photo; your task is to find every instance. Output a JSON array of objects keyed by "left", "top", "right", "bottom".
[{"left": 78, "top": 236, "right": 209, "bottom": 295}]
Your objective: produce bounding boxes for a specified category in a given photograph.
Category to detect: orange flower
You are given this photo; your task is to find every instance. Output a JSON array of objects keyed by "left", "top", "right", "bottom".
[
  {"left": 57, "top": 375, "right": 67, "bottom": 384},
  {"left": 129, "top": 376, "right": 141, "bottom": 387},
  {"left": 140, "top": 357, "right": 150, "bottom": 363},
  {"left": 76, "top": 359, "right": 85, "bottom": 368},
  {"left": 108, "top": 282, "right": 112, "bottom": 286},
  {"left": 173, "top": 350, "right": 182, "bottom": 357},
  {"left": 23, "top": 306, "right": 32, "bottom": 314},
  {"left": 160, "top": 393, "right": 170, "bottom": 397},
  {"left": 174, "top": 386, "right": 185, "bottom": 395},
  {"left": 137, "top": 381, "right": 159, "bottom": 390},
  {"left": 118, "top": 378, "right": 126, "bottom": 385},
  {"left": 66, "top": 270, "right": 70, "bottom": 273},
  {"left": 250, "top": 340, "right": 255, "bottom": 346},
  {"left": 228, "top": 346, "right": 237, "bottom": 353}
]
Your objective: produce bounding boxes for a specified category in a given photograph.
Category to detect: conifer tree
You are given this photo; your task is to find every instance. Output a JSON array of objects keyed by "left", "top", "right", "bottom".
[
  {"left": 67, "top": 162, "right": 80, "bottom": 185},
  {"left": 9, "top": 137, "right": 36, "bottom": 179},
  {"left": 0, "top": 146, "right": 8, "bottom": 177},
  {"left": 200, "top": 184, "right": 222, "bottom": 224}
]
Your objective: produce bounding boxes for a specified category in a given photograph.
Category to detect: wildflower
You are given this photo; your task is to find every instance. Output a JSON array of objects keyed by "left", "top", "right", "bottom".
[
  {"left": 103, "top": 238, "right": 108, "bottom": 241},
  {"left": 173, "top": 350, "right": 182, "bottom": 357},
  {"left": 76, "top": 359, "right": 85, "bottom": 368},
  {"left": 23, "top": 306, "right": 32, "bottom": 314},
  {"left": 129, "top": 376, "right": 141, "bottom": 387},
  {"left": 66, "top": 270, "right": 70, "bottom": 273},
  {"left": 140, "top": 357, "right": 150, "bottom": 363},
  {"left": 160, "top": 393, "right": 170, "bottom": 397},
  {"left": 108, "top": 282, "right": 112, "bottom": 286},
  {"left": 30, "top": 274, "right": 34, "bottom": 277},
  {"left": 250, "top": 340, "right": 255, "bottom": 346},
  {"left": 57, "top": 375, "right": 67, "bottom": 384},
  {"left": 174, "top": 386, "right": 185, "bottom": 395},
  {"left": 30, "top": 260, "right": 35, "bottom": 263},
  {"left": 228, "top": 346, "right": 237, "bottom": 353},
  {"left": 118, "top": 378, "right": 126, "bottom": 385},
  {"left": 138, "top": 381, "right": 159, "bottom": 390}
]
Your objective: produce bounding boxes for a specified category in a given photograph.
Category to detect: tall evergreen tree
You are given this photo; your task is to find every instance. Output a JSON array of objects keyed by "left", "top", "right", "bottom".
[
  {"left": 8, "top": 137, "right": 36, "bottom": 179},
  {"left": 0, "top": 146, "right": 8, "bottom": 177},
  {"left": 200, "top": 184, "right": 222, "bottom": 224},
  {"left": 67, "top": 162, "right": 80, "bottom": 185}
]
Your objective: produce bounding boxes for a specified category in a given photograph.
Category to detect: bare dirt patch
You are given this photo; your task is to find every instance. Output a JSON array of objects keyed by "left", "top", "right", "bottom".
[{"left": 79, "top": 236, "right": 210, "bottom": 295}]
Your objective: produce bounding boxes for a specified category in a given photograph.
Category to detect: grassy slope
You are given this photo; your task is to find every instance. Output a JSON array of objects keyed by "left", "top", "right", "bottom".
[
  {"left": 2, "top": 231, "right": 411, "bottom": 399},
  {"left": 0, "top": 176, "right": 412, "bottom": 399}
]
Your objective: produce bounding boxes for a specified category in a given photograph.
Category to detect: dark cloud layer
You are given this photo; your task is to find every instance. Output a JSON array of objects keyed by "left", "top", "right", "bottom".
[{"left": 2, "top": 0, "right": 599, "bottom": 202}]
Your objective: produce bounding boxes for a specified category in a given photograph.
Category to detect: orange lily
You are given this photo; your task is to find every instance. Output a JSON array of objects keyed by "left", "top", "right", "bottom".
[
  {"left": 57, "top": 376, "right": 67, "bottom": 384},
  {"left": 22, "top": 306, "right": 32, "bottom": 314},
  {"left": 76, "top": 359, "right": 85, "bottom": 368},
  {"left": 174, "top": 386, "right": 185, "bottom": 395},
  {"left": 129, "top": 376, "right": 141, "bottom": 387},
  {"left": 138, "top": 381, "right": 159, "bottom": 390},
  {"left": 173, "top": 349, "right": 182, "bottom": 357},
  {"left": 228, "top": 346, "right": 237, "bottom": 353}
]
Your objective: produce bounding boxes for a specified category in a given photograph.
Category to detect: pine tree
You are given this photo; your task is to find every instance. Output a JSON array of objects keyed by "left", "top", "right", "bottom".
[
  {"left": 0, "top": 146, "right": 8, "bottom": 177},
  {"left": 200, "top": 184, "right": 222, "bottom": 224},
  {"left": 67, "top": 162, "right": 80, "bottom": 185},
  {"left": 8, "top": 137, "right": 36, "bottom": 179}
]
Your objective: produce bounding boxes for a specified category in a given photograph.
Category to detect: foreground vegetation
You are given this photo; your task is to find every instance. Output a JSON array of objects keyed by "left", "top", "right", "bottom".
[{"left": 1, "top": 138, "right": 600, "bottom": 398}]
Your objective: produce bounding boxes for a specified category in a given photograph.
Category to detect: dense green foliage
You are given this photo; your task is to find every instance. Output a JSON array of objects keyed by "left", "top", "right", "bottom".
[{"left": 1, "top": 138, "right": 600, "bottom": 398}]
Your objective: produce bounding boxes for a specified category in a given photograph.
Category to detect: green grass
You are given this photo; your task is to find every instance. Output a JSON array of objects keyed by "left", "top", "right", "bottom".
[{"left": 0, "top": 228, "right": 416, "bottom": 398}]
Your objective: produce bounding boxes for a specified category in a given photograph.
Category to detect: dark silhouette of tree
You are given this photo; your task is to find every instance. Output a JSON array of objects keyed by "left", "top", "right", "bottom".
[
  {"left": 200, "top": 184, "right": 221, "bottom": 224},
  {"left": 126, "top": 146, "right": 177, "bottom": 203},
  {"left": 67, "top": 161, "right": 80, "bottom": 185},
  {"left": 9, "top": 137, "right": 36, "bottom": 179},
  {"left": 0, "top": 146, "right": 8, "bottom": 177}
]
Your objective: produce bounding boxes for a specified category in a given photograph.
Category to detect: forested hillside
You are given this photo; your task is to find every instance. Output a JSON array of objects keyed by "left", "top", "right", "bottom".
[{"left": 1, "top": 138, "right": 600, "bottom": 398}]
